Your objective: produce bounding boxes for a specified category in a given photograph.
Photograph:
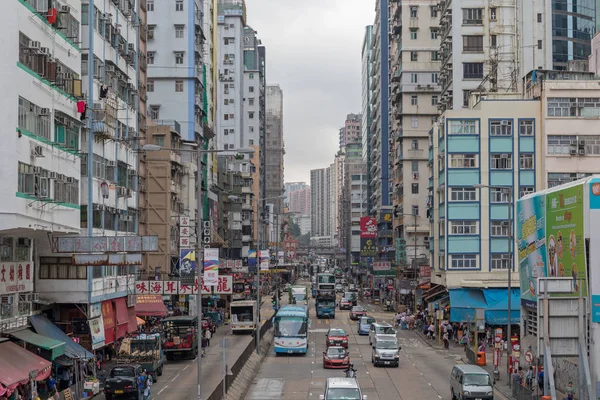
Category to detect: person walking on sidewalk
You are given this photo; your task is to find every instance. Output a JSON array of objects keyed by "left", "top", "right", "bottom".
[
  {"left": 525, "top": 366, "right": 534, "bottom": 390},
  {"left": 442, "top": 332, "right": 449, "bottom": 349},
  {"left": 565, "top": 381, "right": 575, "bottom": 400}
]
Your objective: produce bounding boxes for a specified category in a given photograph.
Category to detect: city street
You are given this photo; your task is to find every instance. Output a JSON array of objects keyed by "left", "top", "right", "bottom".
[{"left": 245, "top": 299, "right": 511, "bottom": 400}]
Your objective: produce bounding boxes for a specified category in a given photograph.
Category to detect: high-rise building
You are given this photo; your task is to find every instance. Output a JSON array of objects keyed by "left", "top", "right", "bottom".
[
  {"left": 390, "top": 0, "right": 440, "bottom": 270},
  {"left": 361, "top": 25, "right": 374, "bottom": 216},
  {"left": 310, "top": 168, "right": 331, "bottom": 238},
  {"left": 284, "top": 182, "right": 308, "bottom": 203},
  {"left": 340, "top": 113, "right": 362, "bottom": 148},
  {"left": 438, "top": 0, "right": 518, "bottom": 113},
  {"left": 266, "top": 85, "right": 285, "bottom": 215},
  {"left": 137, "top": 0, "right": 150, "bottom": 244},
  {"left": 332, "top": 152, "right": 345, "bottom": 247},
  {"left": 289, "top": 187, "right": 311, "bottom": 215}
]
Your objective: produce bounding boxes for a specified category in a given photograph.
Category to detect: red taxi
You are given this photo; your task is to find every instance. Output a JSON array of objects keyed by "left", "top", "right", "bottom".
[
  {"left": 326, "top": 328, "right": 349, "bottom": 348},
  {"left": 322, "top": 346, "right": 350, "bottom": 369}
]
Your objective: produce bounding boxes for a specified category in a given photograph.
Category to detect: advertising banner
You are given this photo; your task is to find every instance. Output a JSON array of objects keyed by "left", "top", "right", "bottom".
[
  {"left": 259, "top": 250, "right": 270, "bottom": 270},
  {"left": 372, "top": 261, "right": 391, "bottom": 271},
  {"left": 278, "top": 251, "right": 285, "bottom": 264},
  {"left": 360, "top": 217, "right": 377, "bottom": 238},
  {"left": 88, "top": 317, "right": 105, "bottom": 350},
  {"left": 395, "top": 238, "right": 406, "bottom": 265},
  {"left": 589, "top": 179, "right": 600, "bottom": 321},
  {"left": 380, "top": 211, "right": 393, "bottom": 225},
  {"left": 179, "top": 249, "right": 196, "bottom": 285},
  {"left": 0, "top": 262, "right": 33, "bottom": 295},
  {"left": 546, "top": 184, "right": 586, "bottom": 296},
  {"left": 248, "top": 250, "right": 257, "bottom": 267},
  {"left": 203, "top": 248, "right": 219, "bottom": 286},
  {"left": 360, "top": 238, "right": 377, "bottom": 257},
  {"left": 517, "top": 193, "right": 547, "bottom": 308}
]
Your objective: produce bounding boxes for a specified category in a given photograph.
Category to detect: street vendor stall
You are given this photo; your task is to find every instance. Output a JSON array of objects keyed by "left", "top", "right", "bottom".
[{"left": 0, "top": 341, "right": 52, "bottom": 398}]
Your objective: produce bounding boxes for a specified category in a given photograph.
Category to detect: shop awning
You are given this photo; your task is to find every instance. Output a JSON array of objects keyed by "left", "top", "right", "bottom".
[
  {"left": 0, "top": 341, "right": 52, "bottom": 388},
  {"left": 127, "top": 306, "right": 138, "bottom": 333},
  {"left": 135, "top": 294, "right": 168, "bottom": 317},
  {"left": 482, "top": 289, "right": 521, "bottom": 325},
  {"left": 449, "top": 289, "right": 488, "bottom": 323},
  {"left": 29, "top": 315, "right": 94, "bottom": 360},
  {"left": 10, "top": 329, "right": 65, "bottom": 360},
  {"left": 423, "top": 284, "right": 447, "bottom": 302},
  {"left": 115, "top": 297, "right": 129, "bottom": 339}
]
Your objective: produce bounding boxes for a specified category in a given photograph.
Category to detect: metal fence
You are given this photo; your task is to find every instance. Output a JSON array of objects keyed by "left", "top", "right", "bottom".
[
  {"left": 512, "top": 382, "right": 536, "bottom": 400},
  {"left": 465, "top": 346, "right": 477, "bottom": 364}
]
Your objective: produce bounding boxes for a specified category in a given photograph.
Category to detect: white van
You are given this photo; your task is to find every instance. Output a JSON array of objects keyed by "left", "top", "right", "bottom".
[
  {"left": 368, "top": 322, "right": 396, "bottom": 347},
  {"left": 450, "top": 365, "right": 494, "bottom": 400}
]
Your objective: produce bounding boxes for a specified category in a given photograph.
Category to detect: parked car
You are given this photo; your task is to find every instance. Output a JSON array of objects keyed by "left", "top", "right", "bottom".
[
  {"left": 339, "top": 297, "right": 353, "bottom": 310},
  {"left": 103, "top": 364, "right": 143, "bottom": 400},
  {"left": 358, "top": 316, "right": 375, "bottom": 335},
  {"left": 349, "top": 306, "right": 367, "bottom": 320},
  {"left": 326, "top": 328, "right": 349, "bottom": 348},
  {"left": 322, "top": 346, "right": 350, "bottom": 369}
]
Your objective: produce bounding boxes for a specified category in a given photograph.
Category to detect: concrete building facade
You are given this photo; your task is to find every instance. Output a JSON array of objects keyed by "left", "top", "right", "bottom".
[
  {"left": 362, "top": 25, "right": 374, "bottom": 216},
  {"left": 310, "top": 167, "right": 331, "bottom": 238},
  {"left": 340, "top": 113, "right": 361, "bottom": 148},
  {"left": 289, "top": 187, "right": 311, "bottom": 215},
  {"left": 266, "top": 85, "right": 285, "bottom": 215}
]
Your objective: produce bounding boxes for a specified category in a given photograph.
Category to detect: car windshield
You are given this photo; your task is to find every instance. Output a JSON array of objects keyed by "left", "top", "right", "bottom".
[
  {"left": 110, "top": 367, "right": 135, "bottom": 377},
  {"left": 274, "top": 317, "right": 308, "bottom": 337},
  {"left": 377, "top": 327, "right": 395, "bottom": 334},
  {"left": 327, "top": 348, "right": 346, "bottom": 356},
  {"left": 329, "top": 329, "right": 346, "bottom": 337},
  {"left": 294, "top": 294, "right": 306, "bottom": 301},
  {"left": 377, "top": 341, "right": 398, "bottom": 349},
  {"left": 352, "top": 307, "right": 364, "bottom": 312},
  {"left": 341, "top": 298, "right": 349, "bottom": 302},
  {"left": 320, "top": 301, "right": 336, "bottom": 307},
  {"left": 360, "top": 317, "right": 374, "bottom": 324},
  {"left": 464, "top": 374, "right": 492, "bottom": 386},
  {"left": 326, "top": 388, "right": 361, "bottom": 400}
]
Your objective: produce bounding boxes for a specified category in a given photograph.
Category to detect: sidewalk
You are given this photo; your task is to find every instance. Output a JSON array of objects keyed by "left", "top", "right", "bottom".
[{"left": 414, "top": 330, "right": 565, "bottom": 399}]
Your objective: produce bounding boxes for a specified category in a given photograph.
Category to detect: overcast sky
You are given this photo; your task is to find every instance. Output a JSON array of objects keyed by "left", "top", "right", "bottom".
[{"left": 245, "top": 0, "right": 375, "bottom": 184}]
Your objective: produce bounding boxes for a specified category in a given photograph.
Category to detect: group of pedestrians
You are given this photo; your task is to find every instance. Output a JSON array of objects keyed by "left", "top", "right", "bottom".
[{"left": 138, "top": 369, "right": 153, "bottom": 400}]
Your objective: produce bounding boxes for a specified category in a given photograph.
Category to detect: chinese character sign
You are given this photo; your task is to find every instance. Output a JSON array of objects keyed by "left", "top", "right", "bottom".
[
  {"left": 259, "top": 250, "right": 270, "bottom": 271},
  {"left": 360, "top": 217, "right": 377, "bottom": 238},
  {"left": 179, "top": 249, "right": 196, "bottom": 285},
  {"left": 278, "top": 251, "right": 284, "bottom": 264},
  {"left": 204, "top": 248, "right": 219, "bottom": 286},
  {"left": 0, "top": 263, "right": 34, "bottom": 295},
  {"left": 360, "top": 238, "right": 377, "bottom": 257}
]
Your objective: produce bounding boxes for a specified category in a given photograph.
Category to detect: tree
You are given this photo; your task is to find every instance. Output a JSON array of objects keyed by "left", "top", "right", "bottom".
[
  {"left": 288, "top": 219, "right": 301, "bottom": 238},
  {"left": 298, "top": 233, "right": 311, "bottom": 246}
]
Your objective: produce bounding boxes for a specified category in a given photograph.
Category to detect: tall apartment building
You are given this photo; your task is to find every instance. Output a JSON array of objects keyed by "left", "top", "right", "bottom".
[
  {"left": 266, "top": 85, "right": 285, "bottom": 215},
  {"left": 332, "top": 152, "right": 345, "bottom": 247},
  {"left": 310, "top": 167, "right": 331, "bottom": 238},
  {"left": 390, "top": 0, "right": 440, "bottom": 269},
  {"left": 284, "top": 182, "right": 308, "bottom": 203},
  {"left": 362, "top": 25, "right": 374, "bottom": 215},
  {"left": 2, "top": 0, "right": 83, "bottom": 329},
  {"left": 438, "top": 0, "right": 518, "bottom": 113},
  {"left": 340, "top": 113, "right": 362, "bottom": 148},
  {"left": 342, "top": 140, "right": 367, "bottom": 265},
  {"left": 289, "top": 187, "right": 311, "bottom": 215},
  {"left": 137, "top": 0, "right": 149, "bottom": 242}
]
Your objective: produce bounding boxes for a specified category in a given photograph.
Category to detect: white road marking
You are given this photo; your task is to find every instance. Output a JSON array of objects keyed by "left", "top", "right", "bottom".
[
  {"left": 171, "top": 373, "right": 181, "bottom": 382},
  {"left": 157, "top": 385, "right": 168, "bottom": 395},
  {"left": 183, "top": 364, "right": 190, "bottom": 371}
]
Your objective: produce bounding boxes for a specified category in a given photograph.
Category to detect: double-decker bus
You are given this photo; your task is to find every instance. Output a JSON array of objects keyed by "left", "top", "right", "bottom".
[{"left": 273, "top": 308, "right": 309, "bottom": 354}]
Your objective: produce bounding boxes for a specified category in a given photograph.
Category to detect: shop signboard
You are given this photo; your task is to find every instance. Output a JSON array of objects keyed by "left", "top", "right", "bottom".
[
  {"left": 179, "top": 249, "right": 196, "bottom": 285},
  {"left": 203, "top": 248, "right": 219, "bottom": 286},
  {"left": 89, "top": 303, "right": 102, "bottom": 319},
  {"left": 277, "top": 251, "right": 284, "bottom": 264},
  {"left": 0, "top": 262, "right": 33, "bottom": 295},
  {"left": 135, "top": 276, "right": 233, "bottom": 295},
  {"left": 248, "top": 250, "right": 257, "bottom": 267},
  {"left": 360, "top": 238, "right": 377, "bottom": 257},
  {"left": 360, "top": 217, "right": 377, "bottom": 238},
  {"left": 88, "top": 317, "right": 105, "bottom": 349},
  {"left": 395, "top": 238, "right": 406, "bottom": 265},
  {"left": 372, "top": 261, "right": 391, "bottom": 271}
]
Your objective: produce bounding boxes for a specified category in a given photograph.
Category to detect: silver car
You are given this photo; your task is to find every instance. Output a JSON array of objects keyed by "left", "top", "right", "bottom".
[
  {"left": 371, "top": 340, "right": 401, "bottom": 367},
  {"left": 319, "top": 377, "right": 367, "bottom": 400},
  {"left": 368, "top": 322, "right": 396, "bottom": 347}
]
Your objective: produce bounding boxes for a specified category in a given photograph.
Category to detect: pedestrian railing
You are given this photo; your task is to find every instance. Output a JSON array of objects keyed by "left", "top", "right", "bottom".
[
  {"left": 511, "top": 382, "right": 536, "bottom": 400},
  {"left": 465, "top": 346, "right": 477, "bottom": 364}
]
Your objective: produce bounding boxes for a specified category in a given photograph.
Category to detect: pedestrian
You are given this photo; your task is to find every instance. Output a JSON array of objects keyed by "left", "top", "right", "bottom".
[
  {"left": 46, "top": 374, "right": 57, "bottom": 397},
  {"left": 512, "top": 369, "right": 523, "bottom": 386},
  {"left": 138, "top": 370, "right": 147, "bottom": 398},
  {"left": 144, "top": 373, "right": 153, "bottom": 400},
  {"left": 205, "top": 328, "right": 212, "bottom": 347},
  {"left": 537, "top": 368, "right": 544, "bottom": 392},
  {"left": 428, "top": 323, "right": 435, "bottom": 340},
  {"left": 525, "top": 366, "right": 534, "bottom": 390},
  {"left": 442, "top": 332, "right": 449, "bottom": 349},
  {"left": 565, "top": 381, "right": 575, "bottom": 400},
  {"left": 59, "top": 367, "right": 71, "bottom": 391}
]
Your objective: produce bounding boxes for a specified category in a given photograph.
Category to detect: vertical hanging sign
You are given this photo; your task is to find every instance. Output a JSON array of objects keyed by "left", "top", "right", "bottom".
[{"left": 204, "top": 248, "right": 219, "bottom": 286}]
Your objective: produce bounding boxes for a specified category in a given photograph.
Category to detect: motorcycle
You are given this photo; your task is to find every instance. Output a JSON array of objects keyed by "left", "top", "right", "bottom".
[{"left": 344, "top": 365, "right": 357, "bottom": 378}]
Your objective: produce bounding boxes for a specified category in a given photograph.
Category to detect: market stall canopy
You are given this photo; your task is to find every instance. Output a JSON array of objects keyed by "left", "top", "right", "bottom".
[
  {"left": 482, "top": 288, "right": 521, "bottom": 325},
  {"left": 0, "top": 341, "right": 52, "bottom": 388},
  {"left": 135, "top": 294, "right": 168, "bottom": 317},
  {"left": 10, "top": 329, "right": 65, "bottom": 360},
  {"left": 137, "top": 317, "right": 146, "bottom": 325},
  {"left": 29, "top": 315, "right": 94, "bottom": 360},
  {"left": 449, "top": 289, "right": 488, "bottom": 322}
]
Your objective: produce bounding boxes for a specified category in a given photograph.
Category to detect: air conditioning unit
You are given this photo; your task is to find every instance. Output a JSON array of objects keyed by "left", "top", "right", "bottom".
[
  {"left": 106, "top": 160, "right": 116, "bottom": 167},
  {"left": 579, "top": 149, "right": 586, "bottom": 155},
  {"left": 33, "top": 166, "right": 42, "bottom": 174},
  {"left": 128, "top": 169, "right": 137, "bottom": 176},
  {"left": 128, "top": 43, "right": 135, "bottom": 52},
  {"left": 501, "top": 120, "right": 509, "bottom": 125},
  {"left": 578, "top": 140, "right": 586, "bottom": 146},
  {"left": 29, "top": 40, "right": 41, "bottom": 49},
  {"left": 102, "top": 12, "right": 112, "bottom": 20},
  {"left": 39, "top": 108, "right": 50, "bottom": 116},
  {"left": 570, "top": 148, "right": 577, "bottom": 155},
  {"left": 106, "top": 64, "right": 115, "bottom": 73},
  {"left": 59, "top": 5, "right": 70, "bottom": 13},
  {"left": 500, "top": 154, "right": 508, "bottom": 158},
  {"left": 501, "top": 221, "right": 510, "bottom": 227},
  {"left": 66, "top": 177, "right": 75, "bottom": 183},
  {"left": 40, "top": 47, "right": 49, "bottom": 54},
  {"left": 48, "top": 171, "right": 57, "bottom": 179},
  {"left": 31, "top": 145, "right": 44, "bottom": 158},
  {"left": 413, "top": 172, "right": 419, "bottom": 179}
]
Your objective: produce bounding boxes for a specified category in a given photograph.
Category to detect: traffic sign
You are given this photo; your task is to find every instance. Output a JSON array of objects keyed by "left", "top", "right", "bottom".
[{"left": 525, "top": 350, "right": 534, "bottom": 363}]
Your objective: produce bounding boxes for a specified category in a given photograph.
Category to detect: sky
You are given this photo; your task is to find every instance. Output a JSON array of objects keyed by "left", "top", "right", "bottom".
[{"left": 245, "top": 0, "right": 375, "bottom": 184}]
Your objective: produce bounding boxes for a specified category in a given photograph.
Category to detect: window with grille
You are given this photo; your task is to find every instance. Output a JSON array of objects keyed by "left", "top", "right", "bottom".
[
  {"left": 450, "top": 188, "right": 477, "bottom": 201},
  {"left": 490, "top": 120, "right": 513, "bottom": 136},
  {"left": 449, "top": 154, "right": 477, "bottom": 168},
  {"left": 490, "top": 154, "right": 512, "bottom": 169},
  {"left": 519, "top": 120, "right": 534, "bottom": 136},
  {"left": 491, "top": 254, "right": 510, "bottom": 270},
  {"left": 462, "top": 8, "right": 483, "bottom": 24},
  {"left": 463, "top": 63, "right": 483, "bottom": 79},
  {"left": 450, "top": 220, "right": 478, "bottom": 235},
  {"left": 450, "top": 254, "right": 477, "bottom": 269}
]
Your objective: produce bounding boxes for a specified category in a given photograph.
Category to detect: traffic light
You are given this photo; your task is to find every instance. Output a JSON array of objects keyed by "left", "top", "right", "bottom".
[{"left": 272, "top": 295, "right": 277, "bottom": 306}]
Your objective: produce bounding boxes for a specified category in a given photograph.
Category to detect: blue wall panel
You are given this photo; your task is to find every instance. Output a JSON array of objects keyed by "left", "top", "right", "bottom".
[
  {"left": 439, "top": 238, "right": 445, "bottom": 252},
  {"left": 448, "top": 137, "right": 480, "bottom": 153},
  {"left": 519, "top": 137, "right": 535, "bottom": 152},
  {"left": 490, "top": 204, "right": 509, "bottom": 219},
  {"left": 519, "top": 171, "right": 535, "bottom": 186},
  {"left": 448, "top": 170, "right": 480, "bottom": 186},
  {"left": 489, "top": 138, "right": 513, "bottom": 153},
  {"left": 490, "top": 239, "right": 509, "bottom": 253},
  {"left": 448, "top": 236, "right": 480, "bottom": 253},
  {"left": 448, "top": 203, "right": 480, "bottom": 219},
  {"left": 490, "top": 171, "right": 514, "bottom": 186}
]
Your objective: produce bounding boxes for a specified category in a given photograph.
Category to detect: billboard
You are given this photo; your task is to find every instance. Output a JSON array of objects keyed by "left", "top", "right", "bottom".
[
  {"left": 360, "top": 238, "right": 377, "bottom": 257},
  {"left": 259, "top": 250, "right": 270, "bottom": 270},
  {"left": 248, "top": 250, "right": 257, "bottom": 267},
  {"left": 590, "top": 179, "right": 600, "bottom": 322},
  {"left": 360, "top": 217, "right": 377, "bottom": 238},
  {"left": 372, "top": 261, "right": 391, "bottom": 271},
  {"left": 179, "top": 249, "right": 196, "bottom": 285},
  {"left": 203, "top": 248, "right": 219, "bottom": 286}
]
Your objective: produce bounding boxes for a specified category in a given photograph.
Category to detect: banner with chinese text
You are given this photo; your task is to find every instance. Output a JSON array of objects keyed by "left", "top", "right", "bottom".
[
  {"left": 0, "top": 263, "right": 34, "bottom": 295},
  {"left": 203, "top": 248, "right": 219, "bottom": 286},
  {"left": 360, "top": 217, "right": 377, "bottom": 238},
  {"left": 259, "top": 250, "right": 269, "bottom": 270},
  {"left": 135, "top": 275, "right": 233, "bottom": 295}
]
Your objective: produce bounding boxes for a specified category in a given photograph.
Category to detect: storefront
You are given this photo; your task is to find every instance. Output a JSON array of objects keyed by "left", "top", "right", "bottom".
[
  {"left": 0, "top": 340, "right": 52, "bottom": 398},
  {"left": 134, "top": 295, "right": 169, "bottom": 318},
  {"left": 10, "top": 329, "right": 66, "bottom": 361}
]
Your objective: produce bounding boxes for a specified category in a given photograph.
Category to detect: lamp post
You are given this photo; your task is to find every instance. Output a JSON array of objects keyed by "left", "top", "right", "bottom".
[
  {"left": 142, "top": 144, "right": 254, "bottom": 400},
  {"left": 473, "top": 183, "right": 513, "bottom": 387}
]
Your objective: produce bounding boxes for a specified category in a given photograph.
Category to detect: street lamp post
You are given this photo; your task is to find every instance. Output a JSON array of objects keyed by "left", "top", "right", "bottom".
[
  {"left": 142, "top": 144, "right": 254, "bottom": 400},
  {"left": 474, "top": 183, "right": 513, "bottom": 387}
]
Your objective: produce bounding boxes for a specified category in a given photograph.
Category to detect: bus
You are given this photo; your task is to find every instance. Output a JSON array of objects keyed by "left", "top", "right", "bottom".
[
  {"left": 279, "top": 304, "right": 309, "bottom": 318},
  {"left": 317, "top": 273, "right": 336, "bottom": 292},
  {"left": 273, "top": 308, "right": 309, "bottom": 354}
]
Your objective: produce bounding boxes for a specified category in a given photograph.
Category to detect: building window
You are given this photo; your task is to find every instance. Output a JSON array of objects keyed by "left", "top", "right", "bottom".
[
  {"left": 147, "top": 52, "right": 155, "bottom": 65},
  {"left": 224, "top": 129, "right": 229, "bottom": 135},
  {"left": 410, "top": 29, "right": 418, "bottom": 40},
  {"left": 489, "top": 7, "right": 497, "bottom": 21},
  {"left": 450, "top": 254, "right": 477, "bottom": 269},
  {"left": 411, "top": 73, "right": 418, "bottom": 83},
  {"left": 491, "top": 254, "right": 511, "bottom": 270},
  {"left": 490, "top": 120, "right": 513, "bottom": 136},
  {"left": 39, "top": 257, "right": 87, "bottom": 279},
  {"left": 449, "top": 120, "right": 477, "bottom": 134},
  {"left": 519, "top": 187, "right": 534, "bottom": 198},
  {"left": 175, "top": 52, "right": 184, "bottom": 64},
  {"left": 430, "top": 6, "right": 438, "bottom": 18},
  {"left": 17, "top": 97, "right": 51, "bottom": 140},
  {"left": 463, "top": 90, "right": 470, "bottom": 107},
  {"left": 175, "top": 25, "right": 184, "bottom": 38},
  {"left": 412, "top": 161, "right": 419, "bottom": 172},
  {"left": 411, "top": 205, "right": 419, "bottom": 215},
  {"left": 430, "top": 51, "right": 440, "bottom": 61},
  {"left": 490, "top": 187, "right": 510, "bottom": 203},
  {"left": 410, "top": 6, "right": 418, "bottom": 18},
  {"left": 249, "top": 98, "right": 255, "bottom": 106},
  {"left": 450, "top": 187, "right": 477, "bottom": 201},
  {"left": 249, "top": 112, "right": 255, "bottom": 119},
  {"left": 175, "top": 80, "right": 183, "bottom": 92},
  {"left": 538, "top": 40, "right": 543, "bottom": 50},
  {"left": 462, "top": 8, "right": 483, "bottom": 24},
  {"left": 176, "top": 0, "right": 183, "bottom": 11},
  {"left": 449, "top": 154, "right": 477, "bottom": 168},
  {"left": 546, "top": 135, "right": 575, "bottom": 154},
  {"left": 520, "top": 153, "right": 534, "bottom": 169},
  {"left": 149, "top": 105, "right": 160, "bottom": 120},
  {"left": 249, "top": 139, "right": 254, "bottom": 145},
  {"left": 411, "top": 117, "right": 419, "bottom": 128},
  {"left": 490, "top": 154, "right": 512, "bottom": 170},
  {"left": 411, "top": 95, "right": 418, "bottom": 105},
  {"left": 147, "top": 25, "right": 155, "bottom": 40},
  {"left": 153, "top": 135, "right": 165, "bottom": 147},
  {"left": 450, "top": 220, "right": 478, "bottom": 235},
  {"left": 430, "top": 29, "right": 439, "bottom": 39},
  {"left": 249, "top": 73, "right": 254, "bottom": 79},
  {"left": 463, "top": 35, "right": 483, "bottom": 52},
  {"left": 249, "top": 86, "right": 255, "bottom": 93},
  {"left": 432, "top": 95, "right": 438, "bottom": 106},
  {"left": 491, "top": 221, "right": 510, "bottom": 237},
  {"left": 519, "top": 120, "right": 534, "bottom": 136},
  {"left": 147, "top": 0, "right": 154, "bottom": 11},
  {"left": 548, "top": 172, "right": 592, "bottom": 188},
  {"left": 546, "top": 97, "right": 600, "bottom": 117},
  {"left": 491, "top": 35, "right": 497, "bottom": 47},
  {"left": 537, "top": 13, "right": 542, "bottom": 23},
  {"left": 411, "top": 183, "right": 419, "bottom": 194},
  {"left": 411, "top": 51, "right": 418, "bottom": 61},
  {"left": 147, "top": 80, "right": 154, "bottom": 92},
  {"left": 411, "top": 139, "right": 419, "bottom": 150},
  {"left": 432, "top": 73, "right": 438, "bottom": 83},
  {"left": 463, "top": 63, "right": 484, "bottom": 79}
]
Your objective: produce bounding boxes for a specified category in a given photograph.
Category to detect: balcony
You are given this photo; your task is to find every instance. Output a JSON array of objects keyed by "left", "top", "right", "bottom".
[
  {"left": 170, "top": 151, "right": 182, "bottom": 164},
  {"left": 242, "top": 202, "right": 252, "bottom": 211},
  {"left": 242, "top": 186, "right": 252, "bottom": 194},
  {"left": 242, "top": 235, "right": 252, "bottom": 243},
  {"left": 242, "top": 218, "right": 252, "bottom": 226}
]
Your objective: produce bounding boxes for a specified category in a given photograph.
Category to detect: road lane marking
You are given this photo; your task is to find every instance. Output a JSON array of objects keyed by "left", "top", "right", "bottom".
[
  {"left": 183, "top": 364, "right": 190, "bottom": 371},
  {"left": 157, "top": 385, "right": 168, "bottom": 396},
  {"left": 171, "top": 372, "right": 181, "bottom": 382}
]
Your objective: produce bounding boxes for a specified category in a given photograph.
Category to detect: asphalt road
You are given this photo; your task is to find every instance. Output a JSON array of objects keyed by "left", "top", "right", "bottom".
[{"left": 244, "top": 297, "right": 510, "bottom": 400}]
